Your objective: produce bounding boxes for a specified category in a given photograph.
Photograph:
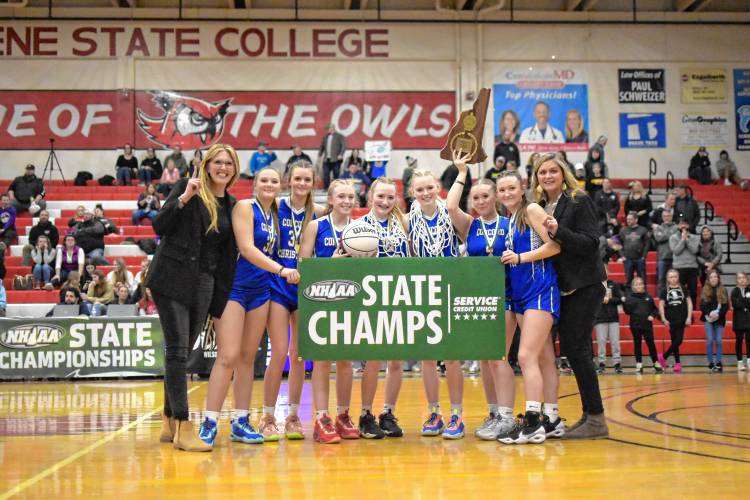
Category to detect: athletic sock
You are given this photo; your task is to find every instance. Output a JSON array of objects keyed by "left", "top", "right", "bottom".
[
  {"left": 289, "top": 403, "right": 299, "bottom": 416},
  {"left": 336, "top": 405, "right": 349, "bottom": 415},
  {"left": 204, "top": 410, "right": 219, "bottom": 423},
  {"left": 233, "top": 409, "right": 249, "bottom": 420},
  {"left": 450, "top": 404, "right": 462, "bottom": 417},
  {"left": 543, "top": 403, "right": 559, "bottom": 421},
  {"left": 488, "top": 404, "right": 499, "bottom": 416},
  {"left": 315, "top": 410, "right": 328, "bottom": 420},
  {"left": 263, "top": 406, "right": 275, "bottom": 416},
  {"left": 497, "top": 406, "right": 514, "bottom": 419},
  {"left": 525, "top": 401, "right": 542, "bottom": 413},
  {"left": 428, "top": 403, "right": 441, "bottom": 415},
  {"left": 382, "top": 403, "right": 395, "bottom": 414}
]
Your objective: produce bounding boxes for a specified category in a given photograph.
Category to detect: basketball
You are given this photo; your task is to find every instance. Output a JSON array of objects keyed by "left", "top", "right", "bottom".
[{"left": 341, "top": 219, "right": 379, "bottom": 257}]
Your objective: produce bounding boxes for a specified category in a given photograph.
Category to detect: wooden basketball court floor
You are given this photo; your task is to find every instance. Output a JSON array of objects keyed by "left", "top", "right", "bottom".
[{"left": 1, "top": 371, "right": 748, "bottom": 499}]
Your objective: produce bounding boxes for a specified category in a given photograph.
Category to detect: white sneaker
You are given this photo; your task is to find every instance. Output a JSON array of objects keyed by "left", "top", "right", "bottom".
[
  {"left": 469, "top": 361, "right": 479, "bottom": 373},
  {"left": 739, "top": 361, "right": 747, "bottom": 371},
  {"left": 724, "top": 178, "right": 732, "bottom": 186}
]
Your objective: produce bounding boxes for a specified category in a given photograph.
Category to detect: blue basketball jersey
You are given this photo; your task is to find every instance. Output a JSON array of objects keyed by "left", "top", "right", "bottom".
[
  {"left": 362, "top": 212, "right": 409, "bottom": 258},
  {"left": 505, "top": 214, "right": 558, "bottom": 304},
  {"left": 408, "top": 204, "right": 459, "bottom": 257},
  {"left": 466, "top": 216, "right": 509, "bottom": 256},
  {"left": 270, "top": 197, "right": 308, "bottom": 307},
  {"left": 233, "top": 199, "right": 277, "bottom": 290},
  {"left": 314, "top": 215, "right": 346, "bottom": 258}
]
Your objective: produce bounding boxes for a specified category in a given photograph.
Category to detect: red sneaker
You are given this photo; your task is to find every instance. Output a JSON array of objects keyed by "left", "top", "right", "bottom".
[
  {"left": 335, "top": 410, "right": 360, "bottom": 439},
  {"left": 313, "top": 415, "right": 341, "bottom": 444}
]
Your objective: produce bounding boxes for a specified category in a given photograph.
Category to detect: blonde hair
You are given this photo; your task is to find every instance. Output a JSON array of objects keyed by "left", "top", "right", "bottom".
[
  {"left": 472, "top": 178, "right": 501, "bottom": 214},
  {"left": 253, "top": 167, "right": 281, "bottom": 252},
  {"left": 367, "top": 177, "right": 408, "bottom": 234},
  {"left": 326, "top": 179, "right": 356, "bottom": 214},
  {"left": 565, "top": 109, "right": 584, "bottom": 140},
  {"left": 110, "top": 258, "right": 131, "bottom": 288},
  {"left": 197, "top": 143, "right": 240, "bottom": 234},
  {"left": 498, "top": 170, "right": 530, "bottom": 234},
  {"left": 701, "top": 270, "right": 728, "bottom": 304},
  {"left": 409, "top": 169, "right": 439, "bottom": 197},
  {"left": 287, "top": 160, "right": 317, "bottom": 235},
  {"left": 531, "top": 153, "right": 585, "bottom": 203}
]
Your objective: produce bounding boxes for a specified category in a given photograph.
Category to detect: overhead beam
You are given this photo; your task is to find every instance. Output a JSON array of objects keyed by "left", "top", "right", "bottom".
[
  {"left": 344, "top": 0, "right": 352, "bottom": 8},
  {"left": 580, "top": 0, "right": 599, "bottom": 10},
  {"left": 456, "top": 0, "right": 469, "bottom": 9},
  {"left": 565, "top": 0, "right": 583, "bottom": 10},
  {"left": 691, "top": 0, "right": 714, "bottom": 10},
  {"left": 675, "top": 0, "right": 696, "bottom": 10}
]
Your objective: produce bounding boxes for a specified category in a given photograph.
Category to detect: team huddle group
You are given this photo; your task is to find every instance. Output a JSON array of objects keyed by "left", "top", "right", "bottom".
[{"left": 149, "top": 142, "right": 611, "bottom": 453}]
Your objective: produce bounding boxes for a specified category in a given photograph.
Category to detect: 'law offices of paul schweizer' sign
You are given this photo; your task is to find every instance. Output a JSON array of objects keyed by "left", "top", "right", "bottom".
[{"left": 298, "top": 257, "right": 506, "bottom": 360}]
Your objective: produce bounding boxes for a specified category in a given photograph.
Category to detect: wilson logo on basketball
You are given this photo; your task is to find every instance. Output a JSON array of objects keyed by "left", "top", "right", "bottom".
[
  {"left": 0, "top": 324, "right": 66, "bottom": 349},
  {"left": 303, "top": 280, "right": 361, "bottom": 302}
]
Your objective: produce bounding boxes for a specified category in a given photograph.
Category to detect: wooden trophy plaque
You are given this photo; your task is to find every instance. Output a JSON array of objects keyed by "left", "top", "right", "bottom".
[{"left": 440, "top": 88, "right": 491, "bottom": 164}]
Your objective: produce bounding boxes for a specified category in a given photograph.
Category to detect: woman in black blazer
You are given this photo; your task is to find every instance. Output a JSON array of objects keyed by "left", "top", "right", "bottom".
[
  {"left": 532, "top": 152, "right": 608, "bottom": 440},
  {"left": 147, "top": 143, "right": 239, "bottom": 452}
]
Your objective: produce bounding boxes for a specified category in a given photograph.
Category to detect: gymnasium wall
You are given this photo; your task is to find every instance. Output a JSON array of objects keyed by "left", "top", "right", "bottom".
[{"left": 0, "top": 20, "right": 748, "bottom": 181}]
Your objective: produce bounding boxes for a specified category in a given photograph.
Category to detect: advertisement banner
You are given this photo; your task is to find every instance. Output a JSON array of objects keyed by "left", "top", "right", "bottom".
[
  {"left": 680, "top": 68, "right": 727, "bottom": 104},
  {"left": 493, "top": 68, "right": 589, "bottom": 153},
  {"left": 680, "top": 112, "right": 729, "bottom": 147},
  {"left": 618, "top": 69, "right": 666, "bottom": 104},
  {"left": 619, "top": 113, "right": 666, "bottom": 148},
  {"left": 0, "top": 317, "right": 164, "bottom": 379},
  {"left": 298, "top": 257, "right": 506, "bottom": 360},
  {"left": 0, "top": 90, "right": 454, "bottom": 150},
  {"left": 733, "top": 69, "right": 750, "bottom": 151}
]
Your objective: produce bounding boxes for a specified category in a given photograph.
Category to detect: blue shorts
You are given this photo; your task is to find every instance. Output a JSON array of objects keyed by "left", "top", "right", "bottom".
[
  {"left": 269, "top": 275, "right": 298, "bottom": 312},
  {"left": 510, "top": 286, "right": 560, "bottom": 320},
  {"left": 228, "top": 287, "right": 270, "bottom": 312}
]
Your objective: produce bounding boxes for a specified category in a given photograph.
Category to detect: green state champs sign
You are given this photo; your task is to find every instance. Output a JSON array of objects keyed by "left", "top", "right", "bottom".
[{"left": 298, "top": 257, "right": 505, "bottom": 360}]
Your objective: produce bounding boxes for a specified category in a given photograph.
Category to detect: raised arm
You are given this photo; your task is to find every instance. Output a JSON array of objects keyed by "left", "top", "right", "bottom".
[{"left": 446, "top": 151, "right": 474, "bottom": 241}]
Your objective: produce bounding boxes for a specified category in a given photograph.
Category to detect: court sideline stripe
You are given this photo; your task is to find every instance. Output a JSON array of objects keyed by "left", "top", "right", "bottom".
[
  {"left": 1, "top": 383, "right": 205, "bottom": 500},
  {"left": 606, "top": 437, "right": 750, "bottom": 464}
]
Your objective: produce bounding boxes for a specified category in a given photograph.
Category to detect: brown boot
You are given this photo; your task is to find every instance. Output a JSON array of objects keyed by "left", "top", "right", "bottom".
[
  {"left": 173, "top": 419, "right": 212, "bottom": 452},
  {"left": 159, "top": 414, "right": 176, "bottom": 443},
  {"left": 565, "top": 413, "right": 587, "bottom": 433},
  {"left": 562, "top": 412, "right": 608, "bottom": 440}
]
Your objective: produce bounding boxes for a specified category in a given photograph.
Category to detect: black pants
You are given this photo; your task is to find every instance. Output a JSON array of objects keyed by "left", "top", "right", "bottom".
[
  {"left": 631, "top": 325, "right": 658, "bottom": 363},
  {"left": 736, "top": 329, "right": 750, "bottom": 360},
  {"left": 677, "top": 268, "right": 698, "bottom": 305},
  {"left": 559, "top": 283, "right": 605, "bottom": 416},
  {"left": 322, "top": 160, "right": 341, "bottom": 189},
  {"left": 663, "top": 323, "right": 685, "bottom": 363},
  {"left": 152, "top": 273, "right": 214, "bottom": 421}
]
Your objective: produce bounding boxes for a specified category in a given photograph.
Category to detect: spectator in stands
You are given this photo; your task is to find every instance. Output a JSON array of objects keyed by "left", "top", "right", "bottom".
[
  {"left": 107, "top": 257, "right": 135, "bottom": 293},
  {"left": 340, "top": 159, "right": 372, "bottom": 208},
  {"left": 67, "top": 205, "right": 85, "bottom": 229},
  {"left": 688, "top": 146, "right": 713, "bottom": 185},
  {"left": 112, "top": 283, "right": 135, "bottom": 306},
  {"left": 284, "top": 144, "right": 312, "bottom": 176},
  {"left": 83, "top": 269, "right": 113, "bottom": 316},
  {"left": 620, "top": 211, "right": 649, "bottom": 287},
  {"left": 46, "top": 287, "right": 88, "bottom": 317},
  {"left": 402, "top": 156, "right": 417, "bottom": 210},
  {"left": 94, "top": 206, "right": 118, "bottom": 236},
  {"left": 247, "top": 141, "right": 277, "bottom": 179},
  {"left": 697, "top": 226, "right": 722, "bottom": 286},
  {"left": 524, "top": 152, "right": 540, "bottom": 182},
  {"left": 165, "top": 145, "right": 189, "bottom": 177},
  {"left": 8, "top": 164, "right": 46, "bottom": 214},
  {"left": 623, "top": 276, "right": 662, "bottom": 373},
  {"left": 132, "top": 184, "right": 161, "bottom": 226},
  {"left": 594, "top": 276, "right": 624, "bottom": 374},
  {"left": 73, "top": 209, "right": 109, "bottom": 265},
  {"left": 558, "top": 150, "right": 575, "bottom": 173},
  {"left": 318, "top": 123, "right": 346, "bottom": 188},
  {"left": 700, "top": 269, "right": 728, "bottom": 373},
  {"left": 591, "top": 135, "right": 608, "bottom": 162},
  {"left": 624, "top": 181, "right": 652, "bottom": 228},
  {"left": 81, "top": 262, "right": 96, "bottom": 290},
  {"left": 58, "top": 271, "right": 81, "bottom": 302},
  {"left": 31, "top": 234, "right": 56, "bottom": 290},
  {"left": 673, "top": 185, "right": 700, "bottom": 233},
  {"left": 0, "top": 281, "right": 6, "bottom": 317},
  {"left": 586, "top": 162, "right": 605, "bottom": 197},
  {"left": 573, "top": 163, "right": 587, "bottom": 191},
  {"left": 158, "top": 157, "right": 181, "bottom": 198},
  {"left": 731, "top": 272, "right": 750, "bottom": 371},
  {"left": 494, "top": 130, "right": 521, "bottom": 172},
  {"left": 138, "top": 287, "right": 157, "bottom": 316},
  {"left": 440, "top": 162, "right": 472, "bottom": 212},
  {"left": 21, "top": 209, "right": 59, "bottom": 267},
  {"left": 584, "top": 144, "right": 608, "bottom": 180},
  {"left": 658, "top": 269, "right": 692, "bottom": 373},
  {"left": 132, "top": 257, "right": 150, "bottom": 300},
  {"left": 189, "top": 149, "right": 203, "bottom": 178},
  {"left": 669, "top": 220, "right": 700, "bottom": 305},
  {"left": 651, "top": 192, "right": 677, "bottom": 225},
  {"left": 484, "top": 156, "right": 506, "bottom": 182},
  {"left": 139, "top": 147, "right": 162, "bottom": 186},
  {"left": 0, "top": 193, "right": 17, "bottom": 248},
  {"left": 53, "top": 234, "right": 85, "bottom": 286},
  {"left": 594, "top": 179, "right": 620, "bottom": 236},
  {"left": 344, "top": 149, "right": 365, "bottom": 172},
  {"left": 115, "top": 144, "right": 139, "bottom": 186},
  {"left": 652, "top": 209, "right": 679, "bottom": 297},
  {"left": 716, "top": 150, "right": 746, "bottom": 189}
]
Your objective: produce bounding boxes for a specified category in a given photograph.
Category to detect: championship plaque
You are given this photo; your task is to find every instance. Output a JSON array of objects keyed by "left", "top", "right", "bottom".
[{"left": 440, "top": 88, "right": 491, "bottom": 164}]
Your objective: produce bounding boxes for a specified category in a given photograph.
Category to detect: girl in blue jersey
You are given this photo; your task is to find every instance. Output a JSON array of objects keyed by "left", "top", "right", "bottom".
[
  {"left": 495, "top": 170, "right": 562, "bottom": 445},
  {"left": 407, "top": 168, "right": 465, "bottom": 439},
  {"left": 358, "top": 178, "right": 410, "bottom": 439},
  {"left": 445, "top": 152, "right": 517, "bottom": 442},
  {"left": 299, "top": 179, "right": 360, "bottom": 444},
  {"left": 265, "top": 160, "right": 324, "bottom": 440},
  {"left": 198, "top": 167, "right": 300, "bottom": 448}
]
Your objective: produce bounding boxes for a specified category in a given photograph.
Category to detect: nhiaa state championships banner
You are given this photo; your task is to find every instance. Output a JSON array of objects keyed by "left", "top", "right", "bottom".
[
  {"left": 0, "top": 90, "right": 454, "bottom": 150},
  {"left": 298, "top": 257, "right": 506, "bottom": 360}
]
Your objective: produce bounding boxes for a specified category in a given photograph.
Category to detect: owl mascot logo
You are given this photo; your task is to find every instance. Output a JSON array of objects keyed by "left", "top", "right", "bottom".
[{"left": 137, "top": 91, "right": 232, "bottom": 150}]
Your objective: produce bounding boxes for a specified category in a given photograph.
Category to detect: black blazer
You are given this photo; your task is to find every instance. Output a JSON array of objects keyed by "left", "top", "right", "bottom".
[
  {"left": 544, "top": 192, "right": 606, "bottom": 293},
  {"left": 146, "top": 178, "right": 237, "bottom": 318}
]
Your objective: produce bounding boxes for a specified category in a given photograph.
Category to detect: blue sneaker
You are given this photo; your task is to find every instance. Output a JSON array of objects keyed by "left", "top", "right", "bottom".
[
  {"left": 442, "top": 414, "right": 465, "bottom": 440},
  {"left": 420, "top": 412, "right": 444, "bottom": 436},
  {"left": 198, "top": 418, "right": 218, "bottom": 446},
  {"left": 230, "top": 416, "right": 264, "bottom": 444}
]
